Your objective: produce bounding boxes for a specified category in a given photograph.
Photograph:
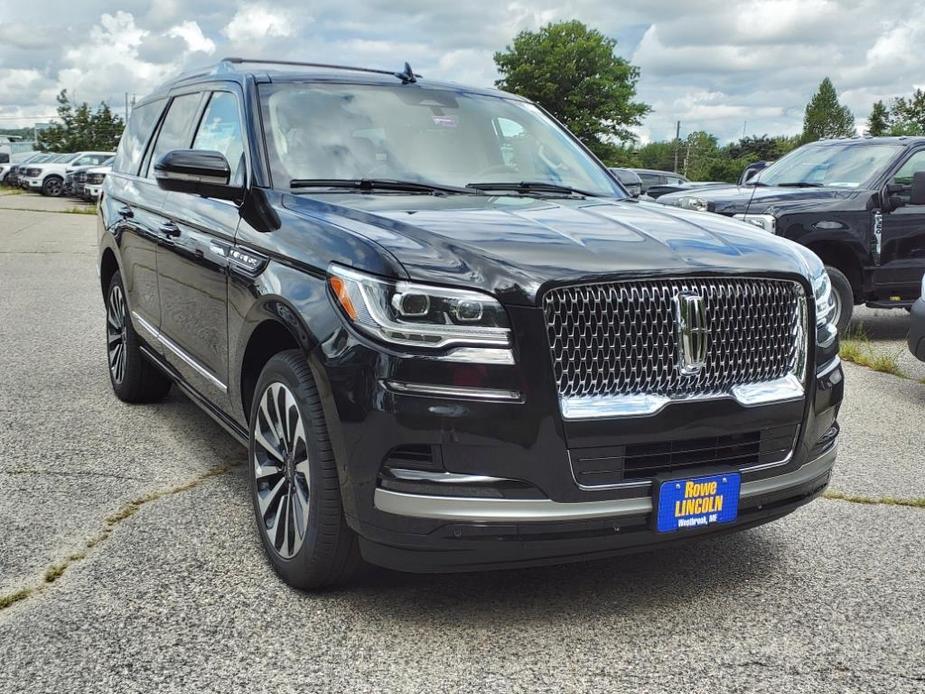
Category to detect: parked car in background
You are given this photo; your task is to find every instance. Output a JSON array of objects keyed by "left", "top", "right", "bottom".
[
  {"left": 82, "top": 163, "right": 112, "bottom": 200},
  {"left": 740, "top": 160, "right": 773, "bottom": 185},
  {"left": 608, "top": 167, "right": 642, "bottom": 197},
  {"left": 631, "top": 168, "right": 689, "bottom": 194},
  {"left": 656, "top": 137, "right": 925, "bottom": 332},
  {"left": 20, "top": 151, "right": 113, "bottom": 196},
  {"left": 97, "top": 58, "right": 842, "bottom": 589},
  {"left": 4, "top": 153, "right": 54, "bottom": 186},
  {"left": 908, "top": 274, "right": 925, "bottom": 363},
  {"left": 645, "top": 180, "right": 727, "bottom": 200},
  {"left": 68, "top": 157, "right": 114, "bottom": 198}
]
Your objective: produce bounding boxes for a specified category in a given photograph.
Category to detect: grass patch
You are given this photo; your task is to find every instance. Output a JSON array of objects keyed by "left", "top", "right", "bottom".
[
  {"left": 0, "top": 588, "right": 33, "bottom": 609},
  {"left": 0, "top": 188, "right": 25, "bottom": 196},
  {"left": 824, "top": 490, "right": 925, "bottom": 509},
  {"left": 63, "top": 205, "right": 96, "bottom": 215},
  {"left": 839, "top": 323, "right": 906, "bottom": 377}
]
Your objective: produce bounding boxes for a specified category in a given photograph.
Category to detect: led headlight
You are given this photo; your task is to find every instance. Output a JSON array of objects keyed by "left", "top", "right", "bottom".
[
  {"left": 733, "top": 213, "right": 776, "bottom": 234},
  {"left": 807, "top": 260, "right": 838, "bottom": 348},
  {"left": 328, "top": 264, "right": 513, "bottom": 362},
  {"left": 678, "top": 196, "right": 708, "bottom": 211}
]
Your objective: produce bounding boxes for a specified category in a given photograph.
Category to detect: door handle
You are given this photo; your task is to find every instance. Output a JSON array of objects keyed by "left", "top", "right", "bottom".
[
  {"left": 159, "top": 222, "right": 181, "bottom": 238},
  {"left": 117, "top": 205, "right": 133, "bottom": 219}
]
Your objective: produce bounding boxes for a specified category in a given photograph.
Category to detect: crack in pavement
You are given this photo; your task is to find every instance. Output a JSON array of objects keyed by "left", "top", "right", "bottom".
[
  {"left": 824, "top": 490, "right": 925, "bottom": 509},
  {"left": 0, "top": 463, "right": 236, "bottom": 614}
]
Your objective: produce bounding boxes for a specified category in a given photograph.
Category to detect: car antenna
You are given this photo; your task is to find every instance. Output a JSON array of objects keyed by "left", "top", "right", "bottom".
[{"left": 395, "top": 62, "right": 417, "bottom": 84}]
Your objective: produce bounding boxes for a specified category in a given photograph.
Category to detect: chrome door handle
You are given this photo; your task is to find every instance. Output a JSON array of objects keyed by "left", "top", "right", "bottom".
[{"left": 159, "top": 222, "right": 181, "bottom": 238}]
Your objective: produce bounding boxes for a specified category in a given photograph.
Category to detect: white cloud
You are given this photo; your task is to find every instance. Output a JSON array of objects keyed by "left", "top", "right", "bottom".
[
  {"left": 168, "top": 21, "right": 216, "bottom": 54},
  {"left": 223, "top": 5, "right": 296, "bottom": 42}
]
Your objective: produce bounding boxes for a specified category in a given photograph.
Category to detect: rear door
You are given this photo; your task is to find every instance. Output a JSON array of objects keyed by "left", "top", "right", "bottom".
[
  {"left": 875, "top": 148, "right": 925, "bottom": 302},
  {"left": 103, "top": 98, "right": 167, "bottom": 338},
  {"left": 154, "top": 87, "right": 246, "bottom": 404}
]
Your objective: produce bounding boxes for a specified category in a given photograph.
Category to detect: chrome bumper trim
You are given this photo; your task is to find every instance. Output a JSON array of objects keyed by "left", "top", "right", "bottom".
[
  {"left": 559, "top": 374, "right": 805, "bottom": 420},
  {"left": 387, "top": 469, "right": 516, "bottom": 485},
  {"left": 816, "top": 355, "right": 841, "bottom": 378},
  {"left": 373, "top": 443, "right": 837, "bottom": 522},
  {"left": 132, "top": 311, "right": 227, "bottom": 393},
  {"left": 382, "top": 380, "right": 523, "bottom": 402}
]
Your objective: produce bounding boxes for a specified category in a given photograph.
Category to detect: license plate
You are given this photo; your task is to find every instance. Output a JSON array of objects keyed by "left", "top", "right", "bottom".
[{"left": 656, "top": 472, "right": 740, "bottom": 533}]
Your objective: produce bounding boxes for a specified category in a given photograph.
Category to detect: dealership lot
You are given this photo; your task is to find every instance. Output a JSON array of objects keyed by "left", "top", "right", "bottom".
[{"left": 0, "top": 197, "right": 923, "bottom": 692}]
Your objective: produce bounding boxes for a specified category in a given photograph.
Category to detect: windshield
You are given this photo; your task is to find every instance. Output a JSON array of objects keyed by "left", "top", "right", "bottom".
[
  {"left": 258, "top": 83, "right": 621, "bottom": 196},
  {"left": 756, "top": 143, "right": 903, "bottom": 188}
]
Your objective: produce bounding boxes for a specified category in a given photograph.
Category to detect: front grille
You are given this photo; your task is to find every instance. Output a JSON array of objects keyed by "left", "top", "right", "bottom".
[
  {"left": 76, "top": 172, "right": 88, "bottom": 182},
  {"left": 570, "top": 424, "right": 798, "bottom": 486},
  {"left": 24, "top": 168, "right": 40, "bottom": 178},
  {"left": 543, "top": 277, "right": 805, "bottom": 401}
]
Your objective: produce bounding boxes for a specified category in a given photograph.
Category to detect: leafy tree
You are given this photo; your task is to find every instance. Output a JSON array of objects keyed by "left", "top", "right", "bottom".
[
  {"left": 634, "top": 141, "right": 676, "bottom": 171},
  {"left": 726, "top": 135, "right": 779, "bottom": 161},
  {"left": 888, "top": 89, "right": 925, "bottom": 135},
  {"left": 681, "top": 130, "right": 719, "bottom": 180},
  {"left": 494, "top": 20, "right": 650, "bottom": 161},
  {"left": 800, "top": 77, "right": 856, "bottom": 143},
  {"left": 867, "top": 100, "right": 891, "bottom": 136},
  {"left": 37, "top": 90, "right": 124, "bottom": 152}
]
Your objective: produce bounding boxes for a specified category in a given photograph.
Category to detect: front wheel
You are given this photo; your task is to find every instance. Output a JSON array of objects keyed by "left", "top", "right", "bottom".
[
  {"left": 41, "top": 176, "right": 63, "bottom": 197},
  {"left": 825, "top": 265, "right": 854, "bottom": 335},
  {"left": 249, "top": 350, "right": 361, "bottom": 590}
]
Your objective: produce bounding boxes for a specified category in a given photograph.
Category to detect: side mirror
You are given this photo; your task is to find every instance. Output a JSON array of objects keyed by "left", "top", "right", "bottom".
[
  {"left": 154, "top": 150, "right": 242, "bottom": 201},
  {"left": 911, "top": 171, "right": 925, "bottom": 206}
]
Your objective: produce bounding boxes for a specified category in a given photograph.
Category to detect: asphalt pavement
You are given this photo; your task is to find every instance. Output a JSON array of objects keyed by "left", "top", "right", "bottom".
[{"left": 1, "top": 193, "right": 923, "bottom": 693}]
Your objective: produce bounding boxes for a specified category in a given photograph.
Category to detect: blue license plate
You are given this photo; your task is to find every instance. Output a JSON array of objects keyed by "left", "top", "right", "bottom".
[{"left": 656, "top": 472, "right": 741, "bottom": 533}]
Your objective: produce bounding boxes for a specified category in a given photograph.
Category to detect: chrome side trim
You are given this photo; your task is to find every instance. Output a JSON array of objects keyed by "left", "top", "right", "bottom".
[
  {"left": 382, "top": 380, "right": 523, "bottom": 402},
  {"left": 560, "top": 374, "right": 804, "bottom": 420},
  {"left": 373, "top": 444, "right": 837, "bottom": 522},
  {"left": 387, "top": 469, "right": 515, "bottom": 485},
  {"left": 816, "top": 356, "right": 841, "bottom": 378},
  {"left": 131, "top": 311, "right": 227, "bottom": 393},
  {"left": 436, "top": 347, "right": 516, "bottom": 365}
]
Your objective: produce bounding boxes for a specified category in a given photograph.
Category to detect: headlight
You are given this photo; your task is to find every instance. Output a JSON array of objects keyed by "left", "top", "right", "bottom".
[
  {"left": 678, "top": 196, "right": 708, "bottom": 211},
  {"left": 809, "top": 263, "right": 838, "bottom": 347},
  {"left": 733, "top": 213, "right": 776, "bottom": 234},
  {"left": 327, "top": 264, "right": 513, "bottom": 363}
]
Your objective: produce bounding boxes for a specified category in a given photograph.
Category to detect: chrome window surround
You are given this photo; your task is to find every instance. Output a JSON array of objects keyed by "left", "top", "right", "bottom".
[{"left": 543, "top": 277, "right": 809, "bottom": 419}]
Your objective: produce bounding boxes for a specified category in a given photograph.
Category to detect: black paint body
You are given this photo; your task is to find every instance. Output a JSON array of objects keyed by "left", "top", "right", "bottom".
[{"left": 97, "top": 65, "right": 843, "bottom": 572}]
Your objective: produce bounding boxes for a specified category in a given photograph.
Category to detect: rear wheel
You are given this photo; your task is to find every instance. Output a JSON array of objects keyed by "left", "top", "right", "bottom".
[
  {"left": 825, "top": 265, "right": 854, "bottom": 335},
  {"left": 41, "top": 176, "right": 63, "bottom": 197},
  {"left": 249, "top": 350, "right": 361, "bottom": 590},
  {"left": 105, "top": 271, "right": 171, "bottom": 403}
]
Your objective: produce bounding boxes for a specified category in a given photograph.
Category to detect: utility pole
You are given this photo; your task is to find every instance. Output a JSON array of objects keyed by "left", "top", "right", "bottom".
[
  {"left": 673, "top": 121, "right": 680, "bottom": 173},
  {"left": 124, "top": 92, "right": 129, "bottom": 123}
]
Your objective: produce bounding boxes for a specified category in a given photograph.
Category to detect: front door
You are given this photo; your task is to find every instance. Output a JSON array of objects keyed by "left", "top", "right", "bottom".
[
  {"left": 155, "top": 89, "right": 247, "bottom": 405},
  {"left": 875, "top": 149, "right": 925, "bottom": 302}
]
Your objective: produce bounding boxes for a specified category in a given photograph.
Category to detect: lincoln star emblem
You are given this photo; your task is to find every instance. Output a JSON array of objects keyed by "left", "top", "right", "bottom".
[{"left": 673, "top": 291, "right": 709, "bottom": 375}]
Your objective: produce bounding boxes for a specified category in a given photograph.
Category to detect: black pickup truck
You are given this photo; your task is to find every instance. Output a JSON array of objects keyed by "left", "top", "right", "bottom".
[{"left": 658, "top": 137, "right": 925, "bottom": 332}]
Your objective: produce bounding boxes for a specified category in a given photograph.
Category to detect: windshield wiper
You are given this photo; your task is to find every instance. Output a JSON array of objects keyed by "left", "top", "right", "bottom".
[
  {"left": 289, "top": 178, "right": 477, "bottom": 195},
  {"left": 465, "top": 181, "right": 603, "bottom": 197},
  {"left": 774, "top": 181, "right": 824, "bottom": 188}
]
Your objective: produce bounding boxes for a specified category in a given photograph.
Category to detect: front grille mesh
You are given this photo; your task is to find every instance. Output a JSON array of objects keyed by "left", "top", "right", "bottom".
[{"left": 543, "top": 277, "right": 805, "bottom": 399}]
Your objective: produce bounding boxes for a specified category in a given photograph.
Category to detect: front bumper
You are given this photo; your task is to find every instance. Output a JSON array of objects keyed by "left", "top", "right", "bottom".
[
  {"left": 21, "top": 177, "right": 42, "bottom": 189},
  {"left": 908, "top": 298, "right": 925, "bottom": 362},
  {"left": 85, "top": 184, "right": 102, "bottom": 199}
]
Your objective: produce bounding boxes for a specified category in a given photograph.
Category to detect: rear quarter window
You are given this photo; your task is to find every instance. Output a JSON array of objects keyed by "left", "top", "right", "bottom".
[{"left": 112, "top": 99, "right": 166, "bottom": 176}]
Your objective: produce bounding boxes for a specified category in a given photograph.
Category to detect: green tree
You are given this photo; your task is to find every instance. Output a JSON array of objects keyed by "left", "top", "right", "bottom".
[
  {"left": 494, "top": 20, "right": 650, "bottom": 161},
  {"left": 867, "top": 100, "right": 891, "bottom": 136},
  {"left": 37, "top": 90, "right": 124, "bottom": 152},
  {"left": 888, "top": 89, "right": 925, "bottom": 135},
  {"left": 800, "top": 77, "right": 856, "bottom": 143}
]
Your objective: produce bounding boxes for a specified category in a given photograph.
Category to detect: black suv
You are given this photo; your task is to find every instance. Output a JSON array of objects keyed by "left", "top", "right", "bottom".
[
  {"left": 658, "top": 137, "right": 925, "bottom": 333},
  {"left": 98, "top": 59, "right": 843, "bottom": 589}
]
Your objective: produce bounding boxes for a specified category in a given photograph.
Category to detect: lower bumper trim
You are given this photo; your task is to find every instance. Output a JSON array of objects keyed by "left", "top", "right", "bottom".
[{"left": 373, "top": 443, "right": 837, "bottom": 522}]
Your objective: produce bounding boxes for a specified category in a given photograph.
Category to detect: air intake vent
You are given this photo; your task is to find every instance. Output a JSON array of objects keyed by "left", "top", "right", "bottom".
[{"left": 382, "top": 444, "right": 443, "bottom": 472}]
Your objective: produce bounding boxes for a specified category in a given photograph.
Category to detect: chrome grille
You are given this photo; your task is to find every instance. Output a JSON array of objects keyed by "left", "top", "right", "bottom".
[{"left": 543, "top": 277, "right": 806, "bottom": 401}]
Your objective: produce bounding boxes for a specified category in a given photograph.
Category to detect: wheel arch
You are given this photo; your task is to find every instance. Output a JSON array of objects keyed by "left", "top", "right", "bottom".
[
  {"left": 804, "top": 239, "right": 864, "bottom": 300},
  {"left": 238, "top": 317, "right": 303, "bottom": 422},
  {"left": 99, "top": 247, "right": 120, "bottom": 299}
]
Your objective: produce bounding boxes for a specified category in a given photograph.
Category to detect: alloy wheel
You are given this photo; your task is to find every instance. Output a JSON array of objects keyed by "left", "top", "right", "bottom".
[
  {"left": 45, "top": 179, "right": 62, "bottom": 196},
  {"left": 253, "top": 382, "right": 311, "bottom": 559},
  {"left": 106, "top": 284, "right": 127, "bottom": 384}
]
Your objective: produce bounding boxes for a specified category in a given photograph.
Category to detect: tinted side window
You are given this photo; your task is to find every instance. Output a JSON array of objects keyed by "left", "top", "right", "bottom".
[
  {"left": 893, "top": 151, "right": 925, "bottom": 187},
  {"left": 192, "top": 92, "right": 245, "bottom": 181},
  {"left": 112, "top": 99, "right": 165, "bottom": 175},
  {"left": 147, "top": 93, "right": 203, "bottom": 178}
]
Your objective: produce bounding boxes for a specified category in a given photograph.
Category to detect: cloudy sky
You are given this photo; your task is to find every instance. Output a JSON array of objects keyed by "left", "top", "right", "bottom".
[{"left": 1, "top": 0, "right": 924, "bottom": 143}]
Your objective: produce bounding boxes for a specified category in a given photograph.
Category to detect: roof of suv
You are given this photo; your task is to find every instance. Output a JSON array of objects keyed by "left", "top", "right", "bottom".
[{"left": 145, "top": 57, "right": 520, "bottom": 105}]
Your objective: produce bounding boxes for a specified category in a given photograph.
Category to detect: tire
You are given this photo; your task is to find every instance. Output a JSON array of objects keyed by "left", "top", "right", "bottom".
[
  {"left": 825, "top": 265, "right": 854, "bottom": 335},
  {"left": 249, "top": 350, "right": 361, "bottom": 590},
  {"left": 42, "top": 176, "right": 63, "bottom": 197},
  {"left": 105, "top": 271, "right": 172, "bottom": 403}
]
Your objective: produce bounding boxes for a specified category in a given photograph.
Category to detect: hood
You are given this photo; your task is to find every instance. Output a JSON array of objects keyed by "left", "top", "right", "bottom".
[
  {"left": 283, "top": 193, "right": 811, "bottom": 305},
  {"left": 658, "top": 184, "right": 863, "bottom": 216}
]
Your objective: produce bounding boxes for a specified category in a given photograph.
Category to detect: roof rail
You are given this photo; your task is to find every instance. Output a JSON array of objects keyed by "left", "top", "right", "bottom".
[{"left": 221, "top": 57, "right": 421, "bottom": 83}]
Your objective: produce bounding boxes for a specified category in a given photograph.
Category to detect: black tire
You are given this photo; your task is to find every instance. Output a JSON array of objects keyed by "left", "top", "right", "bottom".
[
  {"left": 248, "top": 350, "right": 361, "bottom": 590},
  {"left": 42, "top": 175, "right": 63, "bottom": 197},
  {"left": 105, "top": 271, "right": 172, "bottom": 403},
  {"left": 825, "top": 265, "right": 854, "bottom": 335}
]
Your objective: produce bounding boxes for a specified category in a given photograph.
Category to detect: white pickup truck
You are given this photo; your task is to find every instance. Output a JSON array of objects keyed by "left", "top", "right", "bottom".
[{"left": 20, "top": 151, "right": 114, "bottom": 196}]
